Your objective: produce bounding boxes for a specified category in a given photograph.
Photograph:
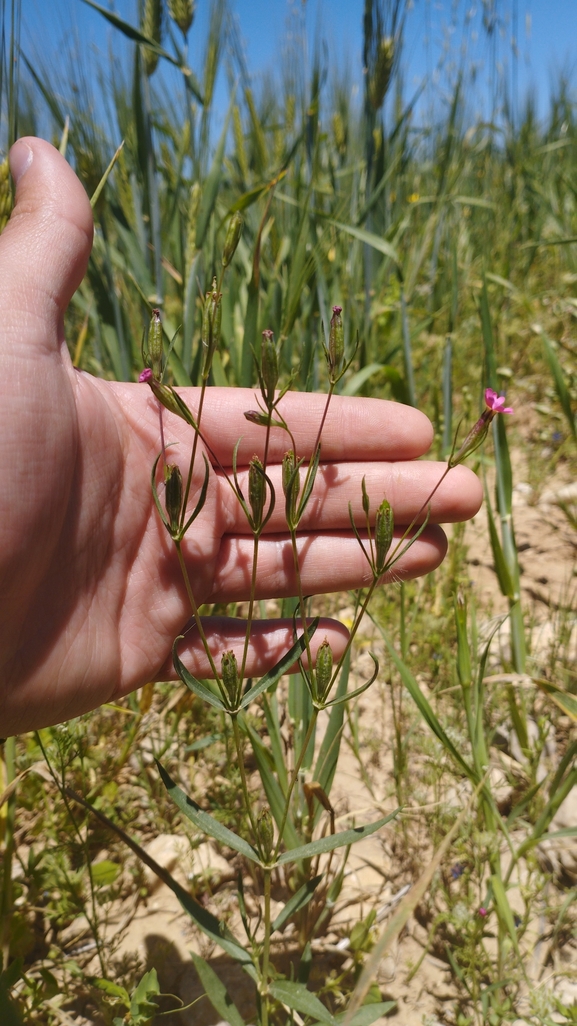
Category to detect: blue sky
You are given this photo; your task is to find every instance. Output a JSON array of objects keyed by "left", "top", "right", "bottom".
[{"left": 24, "top": 1, "right": 577, "bottom": 131}]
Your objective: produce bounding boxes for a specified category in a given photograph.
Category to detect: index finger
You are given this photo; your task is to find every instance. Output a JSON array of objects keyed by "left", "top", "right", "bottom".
[{"left": 174, "top": 388, "right": 434, "bottom": 465}]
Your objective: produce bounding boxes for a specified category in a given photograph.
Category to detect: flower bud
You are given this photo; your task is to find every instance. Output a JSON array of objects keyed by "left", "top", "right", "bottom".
[
  {"left": 201, "top": 278, "right": 222, "bottom": 379},
  {"left": 315, "top": 639, "right": 333, "bottom": 701},
  {"left": 243, "top": 410, "right": 285, "bottom": 429},
  {"left": 221, "top": 650, "right": 240, "bottom": 707},
  {"left": 448, "top": 411, "right": 492, "bottom": 468},
  {"left": 375, "top": 499, "right": 394, "bottom": 575},
  {"left": 140, "top": 371, "right": 198, "bottom": 429},
  {"left": 327, "top": 305, "right": 344, "bottom": 380},
  {"left": 148, "top": 307, "right": 163, "bottom": 380},
  {"left": 164, "top": 464, "right": 183, "bottom": 534},
  {"left": 257, "top": 807, "right": 275, "bottom": 861},
  {"left": 248, "top": 455, "right": 266, "bottom": 530},
  {"left": 282, "top": 450, "right": 300, "bottom": 528},
  {"left": 222, "top": 212, "right": 243, "bottom": 268},
  {"left": 261, "top": 329, "right": 279, "bottom": 403}
]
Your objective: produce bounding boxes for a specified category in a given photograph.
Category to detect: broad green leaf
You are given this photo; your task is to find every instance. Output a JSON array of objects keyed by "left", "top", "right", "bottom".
[
  {"left": 334, "top": 1002, "right": 396, "bottom": 1025},
  {"left": 271, "top": 874, "right": 323, "bottom": 933},
  {"left": 277, "top": 810, "right": 400, "bottom": 866},
  {"left": 269, "top": 980, "right": 336, "bottom": 1024},
  {"left": 131, "top": 969, "right": 160, "bottom": 1013},
  {"left": 156, "top": 761, "right": 260, "bottom": 863},
  {"left": 89, "top": 978, "right": 130, "bottom": 1003},
  {"left": 90, "top": 859, "right": 121, "bottom": 887},
  {"left": 240, "top": 619, "right": 319, "bottom": 708},
  {"left": 191, "top": 953, "right": 245, "bottom": 1026}
]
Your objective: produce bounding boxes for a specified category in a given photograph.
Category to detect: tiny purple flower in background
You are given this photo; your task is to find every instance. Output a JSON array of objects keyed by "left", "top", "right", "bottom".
[
  {"left": 139, "top": 368, "right": 153, "bottom": 383},
  {"left": 450, "top": 862, "right": 465, "bottom": 880},
  {"left": 485, "top": 388, "right": 513, "bottom": 415},
  {"left": 477, "top": 906, "right": 488, "bottom": 918}
]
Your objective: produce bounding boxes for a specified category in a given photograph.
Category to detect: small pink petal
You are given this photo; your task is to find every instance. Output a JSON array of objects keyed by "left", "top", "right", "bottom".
[
  {"left": 139, "top": 368, "right": 153, "bottom": 383},
  {"left": 484, "top": 387, "right": 513, "bottom": 415}
]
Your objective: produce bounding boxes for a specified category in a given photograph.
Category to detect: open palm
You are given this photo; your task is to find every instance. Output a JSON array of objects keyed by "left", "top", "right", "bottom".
[{"left": 0, "top": 139, "right": 482, "bottom": 736}]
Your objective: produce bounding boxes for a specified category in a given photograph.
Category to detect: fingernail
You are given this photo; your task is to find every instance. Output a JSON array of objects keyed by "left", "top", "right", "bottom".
[{"left": 9, "top": 140, "right": 33, "bottom": 185}]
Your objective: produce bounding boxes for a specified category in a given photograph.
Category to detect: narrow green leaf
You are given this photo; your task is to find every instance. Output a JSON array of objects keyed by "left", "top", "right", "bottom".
[
  {"left": 313, "top": 649, "right": 350, "bottom": 822},
  {"left": 271, "top": 874, "right": 323, "bottom": 933},
  {"left": 542, "top": 332, "right": 577, "bottom": 442},
  {"left": 533, "top": 678, "right": 577, "bottom": 722},
  {"left": 242, "top": 719, "right": 301, "bottom": 851},
  {"left": 485, "top": 488, "right": 515, "bottom": 599},
  {"left": 378, "top": 628, "right": 476, "bottom": 782},
  {"left": 0, "top": 983, "right": 23, "bottom": 1026},
  {"left": 80, "top": 0, "right": 203, "bottom": 99},
  {"left": 269, "top": 980, "right": 336, "bottom": 1024},
  {"left": 334, "top": 1002, "right": 396, "bottom": 1025},
  {"left": 63, "top": 787, "right": 254, "bottom": 972},
  {"left": 327, "top": 218, "right": 399, "bottom": 265},
  {"left": 89, "top": 978, "right": 130, "bottom": 1003},
  {"left": 277, "top": 810, "right": 400, "bottom": 866},
  {"left": 341, "top": 363, "right": 383, "bottom": 397},
  {"left": 190, "top": 953, "right": 245, "bottom": 1026},
  {"left": 172, "top": 641, "right": 226, "bottom": 710},
  {"left": 490, "top": 875, "right": 522, "bottom": 960},
  {"left": 156, "top": 761, "right": 260, "bottom": 863},
  {"left": 90, "top": 859, "right": 121, "bottom": 887},
  {"left": 240, "top": 619, "right": 319, "bottom": 708}
]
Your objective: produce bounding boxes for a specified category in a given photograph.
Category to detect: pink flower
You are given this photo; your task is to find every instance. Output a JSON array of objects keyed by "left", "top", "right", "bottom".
[
  {"left": 485, "top": 388, "right": 513, "bottom": 415},
  {"left": 139, "top": 368, "right": 153, "bottom": 383},
  {"left": 477, "top": 906, "right": 488, "bottom": 917}
]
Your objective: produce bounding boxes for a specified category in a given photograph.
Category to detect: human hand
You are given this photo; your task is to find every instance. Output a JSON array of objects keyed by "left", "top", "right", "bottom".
[{"left": 0, "top": 138, "right": 482, "bottom": 736}]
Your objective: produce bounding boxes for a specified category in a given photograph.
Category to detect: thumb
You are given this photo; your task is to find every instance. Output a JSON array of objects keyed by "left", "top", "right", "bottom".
[{"left": 0, "top": 137, "right": 93, "bottom": 354}]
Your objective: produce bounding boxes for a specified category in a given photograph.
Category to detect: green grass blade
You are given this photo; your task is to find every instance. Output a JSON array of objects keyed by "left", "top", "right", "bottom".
[
  {"left": 378, "top": 626, "right": 476, "bottom": 782},
  {"left": 271, "top": 874, "right": 323, "bottom": 933},
  {"left": 327, "top": 217, "right": 399, "bottom": 265},
  {"left": 542, "top": 332, "right": 577, "bottom": 442}
]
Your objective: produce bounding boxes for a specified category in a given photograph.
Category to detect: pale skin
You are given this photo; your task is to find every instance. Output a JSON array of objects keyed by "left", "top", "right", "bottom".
[{"left": 0, "top": 138, "right": 483, "bottom": 737}]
